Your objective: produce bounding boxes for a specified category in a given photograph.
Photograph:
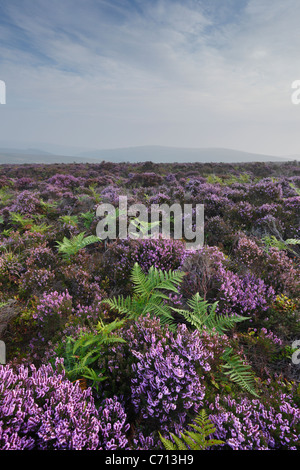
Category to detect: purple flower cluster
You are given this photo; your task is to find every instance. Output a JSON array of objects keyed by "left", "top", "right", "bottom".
[
  {"left": 103, "top": 237, "right": 186, "bottom": 289},
  {"left": 18, "top": 267, "right": 56, "bottom": 296},
  {"left": 100, "top": 185, "right": 120, "bottom": 204},
  {"left": 25, "top": 243, "right": 56, "bottom": 269},
  {"left": 234, "top": 236, "right": 300, "bottom": 297},
  {"left": 97, "top": 397, "right": 130, "bottom": 450},
  {"left": 33, "top": 290, "right": 73, "bottom": 331},
  {"left": 207, "top": 389, "right": 300, "bottom": 449},
  {"left": 0, "top": 359, "right": 130, "bottom": 450},
  {"left": 47, "top": 173, "right": 84, "bottom": 189},
  {"left": 254, "top": 327, "right": 283, "bottom": 346},
  {"left": 102, "top": 315, "right": 213, "bottom": 437},
  {"left": 15, "top": 177, "right": 34, "bottom": 189},
  {"left": 9, "top": 190, "right": 41, "bottom": 215},
  {"left": 247, "top": 178, "right": 283, "bottom": 203},
  {"left": 218, "top": 272, "right": 276, "bottom": 318}
]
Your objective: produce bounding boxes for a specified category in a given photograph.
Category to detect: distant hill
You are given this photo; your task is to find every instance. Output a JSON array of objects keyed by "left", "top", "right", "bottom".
[
  {"left": 0, "top": 152, "right": 90, "bottom": 165},
  {"left": 76, "top": 145, "right": 294, "bottom": 163},
  {"left": 0, "top": 147, "right": 53, "bottom": 156},
  {"left": 0, "top": 145, "right": 298, "bottom": 165}
]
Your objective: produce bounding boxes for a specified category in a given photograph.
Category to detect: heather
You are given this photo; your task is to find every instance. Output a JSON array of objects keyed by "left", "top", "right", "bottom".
[{"left": 0, "top": 160, "right": 300, "bottom": 450}]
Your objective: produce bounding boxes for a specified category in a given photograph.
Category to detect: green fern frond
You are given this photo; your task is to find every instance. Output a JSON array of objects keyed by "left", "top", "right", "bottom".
[
  {"left": 57, "top": 319, "right": 125, "bottom": 389},
  {"left": 56, "top": 232, "right": 100, "bottom": 258},
  {"left": 262, "top": 235, "right": 300, "bottom": 257},
  {"left": 221, "top": 347, "right": 259, "bottom": 397},
  {"left": 171, "top": 292, "right": 248, "bottom": 335},
  {"left": 285, "top": 238, "right": 300, "bottom": 245},
  {"left": 102, "top": 295, "right": 136, "bottom": 317},
  {"left": 59, "top": 215, "right": 79, "bottom": 227},
  {"left": 80, "top": 211, "right": 95, "bottom": 229},
  {"left": 9, "top": 212, "right": 34, "bottom": 227},
  {"left": 130, "top": 263, "right": 184, "bottom": 297},
  {"left": 102, "top": 263, "right": 185, "bottom": 330},
  {"left": 29, "top": 222, "right": 53, "bottom": 233},
  {"left": 159, "top": 409, "right": 224, "bottom": 450}
]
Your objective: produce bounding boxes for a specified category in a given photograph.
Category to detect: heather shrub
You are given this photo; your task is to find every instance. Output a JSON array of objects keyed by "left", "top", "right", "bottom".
[
  {"left": 180, "top": 244, "right": 276, "bottom": 324},
  {"left": 8, "top": 190, "right": 42, "bottom": 215},
  {"left": 47, "top": 173, "right": 83, "bottom": 189},
  {"left": 201, "top": 194, "right": 232, "bottom": 220},
  {"left": 180, "top": 246, "right": 228, "bottom": 300},
  {"left": 102, "top": 237, "right": 186, "bottom": 293},
  {"left": 233, "top": 236, "right": 300, "bottom": 297},
  {"left": 99, "top": 315, "right": 214, "bottom": 440},
  {"left": 32, "top": 290, "right": 73, "bottom": 339},
  {"left": 148, "top": 192, "right": 172, "bottom": 205},
  {"left": 246, "top": 178, "right": 283, "bottom": 204},
  {"left": 207, "top": 381, "right": 300, "bottom": 449},
  {"left": 97, "top": 396, "right": 130, "bottom": 450},
  {"left": 254, "top": 203, "right": 280, "bottom": 220},
  {"left": 25, "top": 243, "right": 57, "bottom": 270},
  {"left": 217, "top": 271, "right": 276, "bottom": 321},
  {"left": 60, "top": 263, "right": 103, "bottom": 305},
  {"left": 0, "top": 359, "right": 130, "bottom": 450},
  {"left": 0, "top": 250, "right": 23, "bottom": 289},
  {"left": 279, "top": 196, "right": 300, "bottom": 238},
  {"left": 100, "top": 185, "right": 120, "bottom": 205},
  {"left": 204, "top": 216, "right": 237, "bottom": 251},
  {"left": 223, "top": 201, "right": 255, "bottom": 229},
  {"left": 15, "top": 177, "right": 34, "bottom": 189},
  {"left": 18, "top": 267, "right": 56, "bottom": 298}
]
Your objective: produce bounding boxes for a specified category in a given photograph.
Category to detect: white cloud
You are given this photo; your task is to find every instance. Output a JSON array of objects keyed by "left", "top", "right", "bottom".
[{"left": 0, "top": 0, "right": 300, "bottom": 155}]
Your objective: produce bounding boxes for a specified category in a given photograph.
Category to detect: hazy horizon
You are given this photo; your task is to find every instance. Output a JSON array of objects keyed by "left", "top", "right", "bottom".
[{"left": 1, "top": 1, "right": 300, "bottom": 158}]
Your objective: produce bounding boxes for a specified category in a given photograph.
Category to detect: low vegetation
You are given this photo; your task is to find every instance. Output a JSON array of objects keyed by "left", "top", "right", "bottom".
[{"left": 0, "top": 160, "right": 299, "bottom": 450}]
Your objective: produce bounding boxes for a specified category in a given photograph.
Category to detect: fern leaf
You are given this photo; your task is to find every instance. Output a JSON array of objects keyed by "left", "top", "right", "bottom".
[
  {"left": 172, "top": 293, "right": 247, "bottom": 335},
  {"left": 159, "top": 409, "right": 224, "bottom": 450},
  {"left": 130, "top": 263, "right": 150, "bottom": 296},
  {"left": 221, "top": 347, "right": 259, "bottom": 397},
  {"left": 158, "top": 434, "right": 178, "bottom": 450},
  {"left": 102, "top": 295, "right": 135, "bottom": 317},
  {"left": 285, "top": 238, "right": 300, "bottom": 245},
  {"left": 169, "top": 433, "right": 189, "bottom": 450}
]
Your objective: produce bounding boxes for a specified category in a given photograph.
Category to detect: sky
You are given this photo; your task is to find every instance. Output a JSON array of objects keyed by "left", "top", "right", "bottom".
[{"left": 1, "top": 0, "right": 300, "bottom": 156}]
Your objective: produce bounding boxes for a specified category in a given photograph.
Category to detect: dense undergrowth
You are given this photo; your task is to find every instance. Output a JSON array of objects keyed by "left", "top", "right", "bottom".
[{"left": 0, "top": 160, "right": 299, "bottom": 450}]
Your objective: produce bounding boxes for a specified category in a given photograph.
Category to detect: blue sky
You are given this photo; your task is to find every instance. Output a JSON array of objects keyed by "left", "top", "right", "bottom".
[{"left": 0, "top": 0, "right": 300, "bottom": 155}]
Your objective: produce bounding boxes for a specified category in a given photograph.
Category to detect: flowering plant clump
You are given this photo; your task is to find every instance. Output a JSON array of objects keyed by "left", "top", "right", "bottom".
[
  {"left": 8, "top": 190, "right": 42, "bottom": 215},
  {"left": 100, "top": 315, "right": 214, "bottom": 439},
  {"left": 180, "top": 245, "right": 228, "bottom": 299},
  {"left": 97, "top": 397, "right": 131, "bottom": 450},
  {"left": 0, "top": 251, "right": 23, "bottom": 289},
  {"left": 32, "top": 290, "right": 73, "bottom": 337},
  {"left": 207, "top": 384, "right": 300, "bottom": 450},
  {"left": 47, "top": 173, "right": 84, "bottom": 189},
  {"left": 25, "top": 243, "right": 57, "bottom": 270},
  {"left": 233, "top": 236, "right": 300, "bottom": 297},
  {"left": 0, "top": 359, "right": 130, "bottom": 450},
  {"left": 0, "top": 161, "right": 300, "bottom": 450},
  {"left": 217, "top": 271, "right": 276, "bottom": 319},
  {"left": 102, "top": 237, "right": 187, "bottom": 292}
]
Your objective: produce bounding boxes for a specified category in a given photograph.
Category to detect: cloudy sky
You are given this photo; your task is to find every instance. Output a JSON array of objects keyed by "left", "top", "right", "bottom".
[{"left": 0, "top": 0, "right": 300, "bottom": 156}]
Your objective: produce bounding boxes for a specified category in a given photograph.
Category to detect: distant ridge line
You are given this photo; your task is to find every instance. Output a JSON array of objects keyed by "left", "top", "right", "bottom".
[{"left": 0, "top": 145, "right": 298, "bottom": 164}]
